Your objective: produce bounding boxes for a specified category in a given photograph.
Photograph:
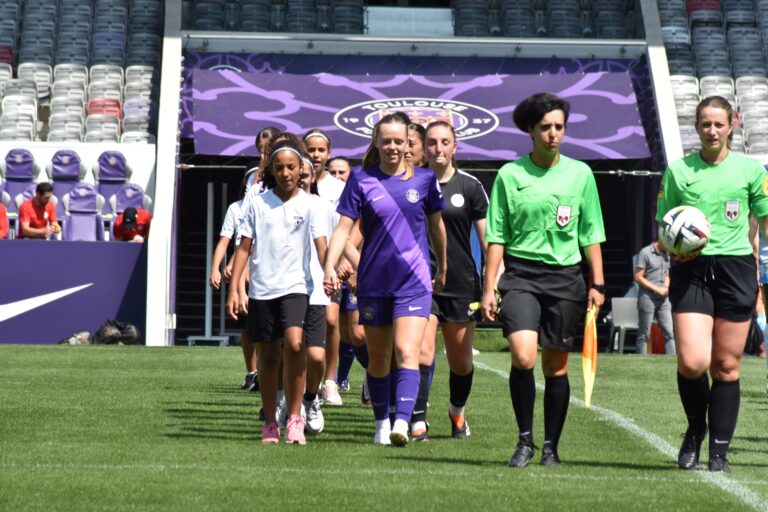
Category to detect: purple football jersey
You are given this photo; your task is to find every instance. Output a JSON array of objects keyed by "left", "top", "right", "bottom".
[{"left": 337, "top": 165, "right": 444, "bottom": 297}]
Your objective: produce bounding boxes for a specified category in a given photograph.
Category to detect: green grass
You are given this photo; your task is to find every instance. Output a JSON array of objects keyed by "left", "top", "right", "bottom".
[{"left": 1, "top": 345, "right": 767, "bottom": 511}]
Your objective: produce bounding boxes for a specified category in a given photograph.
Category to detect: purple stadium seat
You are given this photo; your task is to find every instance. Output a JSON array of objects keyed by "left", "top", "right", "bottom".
[
  {"left": 94, "top": 151, "right": 129, "bottom": 215},
  {"left": 110, "top": 183, "right": 145, "bottom": 214},
  {"left": 13, "top": 182, "right": 38, "bottom": 210},
  {"left": 61, "top": 183, "right": 104, "bottom": 241},
  {"left": 49, "top": 150, "right": 84, "bottom": 217},
  {"left": 2, "top": 149, "right": 37, "bottom": 213}
]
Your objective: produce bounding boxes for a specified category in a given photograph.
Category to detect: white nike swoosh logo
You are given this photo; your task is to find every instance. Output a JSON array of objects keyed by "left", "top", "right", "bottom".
[
  {"left": 0, "top": 284, "right": 93, "bottom": 323},
  {"left": 408, "top": 306, "right": 422, "bottom": 311},
  {"left": 399, "top": 397, "right": 415, "bottom": 402},
  {"left": 371, "top": 195, "right": 385, "bottom": 202},
  {"left": 713, "top": 439, "right": 729, "bottom": 445}
]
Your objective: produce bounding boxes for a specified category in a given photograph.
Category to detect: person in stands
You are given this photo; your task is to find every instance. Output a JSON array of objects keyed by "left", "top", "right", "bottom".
[
  {"left": 18, "top": 182, "right": 60, "bottom": 239},
  {"left": 113, "top": 206, "right": 151, "bottom": 242}
]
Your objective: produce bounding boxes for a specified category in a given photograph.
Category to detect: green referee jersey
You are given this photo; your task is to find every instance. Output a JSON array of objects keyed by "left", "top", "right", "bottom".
[
  {"left": 656, "top": 151, "right": 768, "bottom": 256},
  {"left": 486, "top": 154, "right": 606, "bottom": 266}
]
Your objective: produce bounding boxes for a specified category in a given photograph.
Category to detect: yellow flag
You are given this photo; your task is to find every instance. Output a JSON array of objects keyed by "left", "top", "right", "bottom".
[{"left": 582, "top": 305, "right": 598, "bottom": 408}]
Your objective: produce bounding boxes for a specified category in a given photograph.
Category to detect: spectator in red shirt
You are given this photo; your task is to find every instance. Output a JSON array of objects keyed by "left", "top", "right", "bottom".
[
  {"left": 19, "top": 182, "right": 60, "bottom": 239},
  {"left": 0, "top": 203, "right": 8, "bottom": 239},
  {"left": 114, "top": 207, "right": 151, "bottom": 242}
]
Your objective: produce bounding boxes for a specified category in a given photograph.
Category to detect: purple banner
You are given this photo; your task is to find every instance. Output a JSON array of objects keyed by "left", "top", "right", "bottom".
[
  {"left": 185, "top": 54, "right": 650, "bottom": 161},
  {"left": 0, "top": 241, "right": 146, "bottom": 344}
]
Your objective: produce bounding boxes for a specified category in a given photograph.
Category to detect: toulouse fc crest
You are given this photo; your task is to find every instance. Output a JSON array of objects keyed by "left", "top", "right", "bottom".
[
  {"left": 556, "top": 205, "right": 572, "bottom": 227},
  {"left": 334, "top": 97, "right": 499, "bottom": 140}
]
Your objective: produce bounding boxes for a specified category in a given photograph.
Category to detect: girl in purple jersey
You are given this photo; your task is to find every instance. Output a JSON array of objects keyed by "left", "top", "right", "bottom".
[{"left": 323, "top": 113, "right": 448, "bottom": 446}]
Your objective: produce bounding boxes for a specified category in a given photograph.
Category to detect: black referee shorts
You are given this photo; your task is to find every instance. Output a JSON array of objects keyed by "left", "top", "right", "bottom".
[
  {"left": 670, "top": 254, "right": 757, "bottom": 322},
  {"left": 498, "top": 256, "right": 586, "bottom": 352},
  {"left": 304, "top": 305, "right": 327, "bottom": 348}
]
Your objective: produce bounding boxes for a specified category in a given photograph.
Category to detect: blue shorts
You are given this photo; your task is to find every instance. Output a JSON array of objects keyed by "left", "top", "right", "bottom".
[
  {"left": 341, "top": 285, "right": 358, "bottom": 312},
  {"left": 357, "top": 293, "right": 432, "bottom": 327}
]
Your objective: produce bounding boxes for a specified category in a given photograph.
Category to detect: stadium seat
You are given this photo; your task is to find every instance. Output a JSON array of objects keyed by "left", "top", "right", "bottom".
[
  {"left": 699, "top": 75, "right": 734, "bottom": 97},
  {"left": 47, "top": 149, "right": 87, "bottom": 217},
  {"left": 61, "top": 183, "right": 105, "bottom": 242},
  {"left": 608, "top": 297, "right": 639, "bottom": 353},
  {"left": 90, "top": 64, "right": 124, "bottom": 86},
  {"left": 47, "top": 129, "right": 83, "bottom": 143},
  {"left": 120, "top": 131, "right": 156, "bottom": 143},
  {"left": 0, "top": 148, "right": 40, "bottom": 213},
  {"left": 93, "top": 150, "right": 130, "bottom": 215},
  {"left": 13, "top": 182, "right": 39, "bottom": 211},
  {"left": 16, "top": 62, "right": 52, "bottom": 98},
  {"left": 54, "top": 64, "right": 90, "bottom": 87},
  {"left": 109, "top": 183, "right": 152, "bottom": 215}
]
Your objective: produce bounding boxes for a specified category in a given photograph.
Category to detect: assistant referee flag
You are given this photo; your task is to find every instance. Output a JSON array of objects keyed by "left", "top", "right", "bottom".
[{"left": 582, "top": 306, "right": 597, "bottom": 408}]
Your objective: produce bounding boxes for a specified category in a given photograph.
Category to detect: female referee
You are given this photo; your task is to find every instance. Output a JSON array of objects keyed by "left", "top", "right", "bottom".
[
  {"left": 324, "top": 113, "right": 447, "bottom": 446},
  {"left": 482, "top": 92, "right": 606, "bottom": 468},
  {"left": 657, "top": 96, "right": 768, "bottom": 472}
]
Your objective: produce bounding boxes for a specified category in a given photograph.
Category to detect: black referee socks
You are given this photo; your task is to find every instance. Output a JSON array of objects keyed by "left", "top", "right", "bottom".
[
  {"left": 677, "top": 372, "right": 710, "bottom": 433},
  {"left": 708, "top": 379, "right": 740, "bottom": 458},
  {"left": 509, "top": 367, "right": 535, "bottom": 443},
  {"left": 544, "top": 375, "right": 570, "bottom": 453},
  {"left": 449, "top": 368, "right": 474, "bottom": 408}
]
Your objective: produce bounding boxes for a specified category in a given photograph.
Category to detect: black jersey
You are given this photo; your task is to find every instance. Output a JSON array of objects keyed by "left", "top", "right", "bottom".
[{"left": 436, "top": 169, "right": 488, "bottom": 299}]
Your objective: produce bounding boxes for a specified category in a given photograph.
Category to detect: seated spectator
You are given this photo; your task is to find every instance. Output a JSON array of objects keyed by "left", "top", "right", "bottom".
[
  {"left": 19, "top": 182, "right": 60, "bottom": 239},
  {"left": 114, "top": 207, "right": 151, "bottom": 242},
  {"left": 0, "top": 202, "right": 7, "bottom": 239}
]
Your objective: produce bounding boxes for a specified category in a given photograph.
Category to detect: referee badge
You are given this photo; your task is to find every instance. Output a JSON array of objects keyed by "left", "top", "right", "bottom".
[
  {"left": 556, "top": 205, "right": 572, "bottom": 227},
  {"left": 725, "top": 200, "right": 740, "bottom": 222}
]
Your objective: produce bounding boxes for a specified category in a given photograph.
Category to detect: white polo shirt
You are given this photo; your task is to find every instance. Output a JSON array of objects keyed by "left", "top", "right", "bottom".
[
  {"left": 219, "top": 199, "right": 244, "bottom": 246},
  {"left": 308, "top": 195, "right": 335, "bottom": 306},
  {"left": 316, "top": 172, "right": 346, "bottom": 206},
  {"left": 238, "top": 188, "right": 326, "bottom": 300}
]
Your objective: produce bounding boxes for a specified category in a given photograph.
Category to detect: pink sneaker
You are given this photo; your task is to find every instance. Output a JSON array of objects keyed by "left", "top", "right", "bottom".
[
  {"left": 262, "top": 422, "right": 280, "bottom": 444},
  {"left": 286, "top": 415, "right": 307, "bottom": 445}
]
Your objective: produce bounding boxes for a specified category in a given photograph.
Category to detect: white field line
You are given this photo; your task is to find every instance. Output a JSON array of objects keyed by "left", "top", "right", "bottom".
[{"left": 474, "top": 361, "right": 768, "bottom": 512}]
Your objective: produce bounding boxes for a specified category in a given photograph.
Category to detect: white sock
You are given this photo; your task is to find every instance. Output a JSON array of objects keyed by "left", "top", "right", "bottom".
[
  {"left": 411, "top": 420, "right": 427, "bottom": 434},
  {"left": 448, "top": 403, "right": 464, "bottom": 417},
  {"left": 277, "top": 390, "right": 285, "bottom": 403},
  {"left": 392, "top": 418, "right": 409, "bottom": 434},
  {"left": 375, "top": 419, "right": 390, "bottom": 432}
]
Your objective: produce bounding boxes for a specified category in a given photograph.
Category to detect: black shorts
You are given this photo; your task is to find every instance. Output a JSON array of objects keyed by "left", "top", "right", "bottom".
[
  {"left": 497, "top": 256, "right": 586, "bottom": 352},
  {"left": 430, "top": 295, "right": 478, "bottom": 323},
  {"left": 670, "top": 254, "right": 757, "bottom": 322},
  {"left": 236, "top": 312, "right": 247, "bottom": 331},
  {"left": 304, "top": 305, "right": 326, "bottom": 347},
  {"left": 248, "top": 294, "right": 308, "bottom": 342}
]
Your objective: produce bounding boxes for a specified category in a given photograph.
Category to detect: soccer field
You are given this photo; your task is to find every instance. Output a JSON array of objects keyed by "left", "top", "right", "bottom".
[{"left": 1, "top": 345, "right": 767, "bottom": 511}]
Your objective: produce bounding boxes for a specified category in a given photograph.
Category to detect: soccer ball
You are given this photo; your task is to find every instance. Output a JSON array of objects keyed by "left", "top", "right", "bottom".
[{"left": 658, "top": 205, "right": 710, "bottom": 257}]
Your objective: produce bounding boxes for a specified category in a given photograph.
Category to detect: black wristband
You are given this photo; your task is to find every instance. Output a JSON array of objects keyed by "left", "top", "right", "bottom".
[{"left": 591, "top": 283, "right": 606, "bottom": 294}]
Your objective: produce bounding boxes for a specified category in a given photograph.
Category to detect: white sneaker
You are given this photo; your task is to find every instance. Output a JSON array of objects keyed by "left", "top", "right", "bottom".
[
  {"left": 276, "top": 398, "right": 288, "bottom": 428},
  {"left": 390, "top": 418, "right": 409, "bottom": 447},
  {"left": 304, "top": 397, "right": 324, "bottom": 434},
  {"left": 373, "top": 420, "right": 392, "bottom": 445},
  {"left": 321, "top": 380, "right": 343, "bottom": 406}
]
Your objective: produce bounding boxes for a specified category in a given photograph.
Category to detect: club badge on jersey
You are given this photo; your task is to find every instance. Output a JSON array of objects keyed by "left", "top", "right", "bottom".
[
  {"left": 363, "top": 306, "right": 375, "bottom": 320},
  {"left": 406, "top": 189, "right": 420, "bottom": 204},
  {"left": 556, "top": 205, "right": 572, "bottom": 227},
  {"left": 725, "top": 200, "right": 739, "bottom": 222}
]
